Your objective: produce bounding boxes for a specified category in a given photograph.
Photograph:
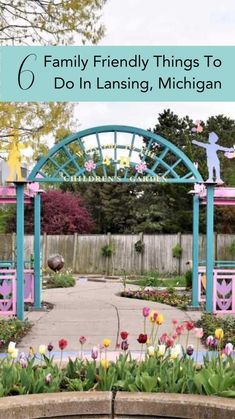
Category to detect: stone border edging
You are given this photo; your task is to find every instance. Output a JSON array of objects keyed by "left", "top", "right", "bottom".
[
  {"left": 0, "top": 392, "right": 234, "bottom": 419},
  {"left": 114, "top": 392, "right": 235, "bottom": 418}
]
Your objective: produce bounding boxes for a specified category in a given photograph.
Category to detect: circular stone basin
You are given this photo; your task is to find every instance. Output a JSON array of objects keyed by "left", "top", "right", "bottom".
[{"left": 0, "top": 392, "right": 233, "bottom": 418}]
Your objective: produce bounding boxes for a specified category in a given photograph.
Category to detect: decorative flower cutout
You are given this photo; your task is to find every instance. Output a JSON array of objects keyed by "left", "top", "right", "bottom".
[
  {"left": 191, "top": 120, "right": 203, "bottom": 133},
  {"left": 84, "top": 160, "right": 96, "bottom": 172},
  {"left": 103, "top": 155, "right": 111, "bottom": 166},
  {"left": 135, "top": 161, "right": 147, "bottom": 174},
  {"left": 119, "top": 156, "right": 130, "bottom": 168}
]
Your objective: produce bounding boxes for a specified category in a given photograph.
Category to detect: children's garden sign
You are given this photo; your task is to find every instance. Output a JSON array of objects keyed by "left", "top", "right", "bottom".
[{"left": 1, "top": 124, "right": 235, "bottom": 320}]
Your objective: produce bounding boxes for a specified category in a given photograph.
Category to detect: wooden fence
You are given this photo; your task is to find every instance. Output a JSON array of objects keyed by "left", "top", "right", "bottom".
[{"left": 0, "top": 233, "right": 235, "bottom": 275}]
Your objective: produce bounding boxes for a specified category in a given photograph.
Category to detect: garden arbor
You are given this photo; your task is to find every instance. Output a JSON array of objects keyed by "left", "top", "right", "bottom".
[{"left": 14, "top": 125, "right": 214, "bottom": 320}]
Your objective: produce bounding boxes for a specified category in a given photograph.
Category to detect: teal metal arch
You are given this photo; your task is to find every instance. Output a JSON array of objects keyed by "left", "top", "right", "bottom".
[
  {"left": 15, "top": 125, "right": 214, "bottom": 323},
  {"left": 28, "top": 125, "right": 203, "bottom": 184}
]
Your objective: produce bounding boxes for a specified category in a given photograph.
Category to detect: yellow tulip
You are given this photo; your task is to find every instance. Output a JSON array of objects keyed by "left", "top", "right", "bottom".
[
  {"left": 215, "top": 328, "right": 224, "bottom": 340},
  {"left": 156, "top": 314, "right": 164, "bottom": 325},
  {"left": 38, "top": 345, "right": 46, "bottom": 355},
  {"left": 102, "top": 338, "right": 111, "bottom": 348},
  {"left": 100, "top": 359, "right": 109, "bottom": 369}
]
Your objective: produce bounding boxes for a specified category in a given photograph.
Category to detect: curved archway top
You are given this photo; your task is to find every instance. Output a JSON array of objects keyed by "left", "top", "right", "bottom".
[{"left": 28, "top": 125, "right": 203, "bottom": 184}]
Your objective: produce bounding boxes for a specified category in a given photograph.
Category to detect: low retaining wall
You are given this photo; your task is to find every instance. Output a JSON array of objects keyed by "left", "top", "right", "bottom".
[{"left": 0, "top": 392, "right": 234, "bottom": 419}]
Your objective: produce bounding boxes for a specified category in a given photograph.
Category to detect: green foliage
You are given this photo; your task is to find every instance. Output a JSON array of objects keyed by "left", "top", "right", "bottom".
[
  {"left": 0, "top": 354, "right": 234, "bottom": 397},
  {"left": 134, "top": 240, "right": 145, "bottom": 253},
  {"left": 172, "top": 243, "right": 183, "bottom": 259},
  {"left": 198, "top": 314, "right": 235, "bottom": 347},
  {"left": 229, "top": 240, "right": 235, "bottom": 256},
  {"left": 101, "top": 244, "right": 113, "bottom": 258},
  {"left": 47, "top": 272, "right": 76, "bottom": 288},
  {"left": 185, "top": 270, "right": 192, "bottom": 288},
  {"left": 0, "top": 319, "right": 31, "bottom": 350}
]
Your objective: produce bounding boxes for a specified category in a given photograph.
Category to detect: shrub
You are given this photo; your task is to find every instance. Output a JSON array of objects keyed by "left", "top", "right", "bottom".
[
  {"left": 101, "top": 244, "right": 113, "bottom": 258},
  {"left": 0, "top": 319, "right": 31, "bottom": 351},
  {"left": 185, "top": 270, "right": 192, "bottom": 288},
  {"left": 197, "top": 313, "right": 235, "bottom": 347},
  {"left": 134, "top": 240, "right": 145, "bottom": 253},
  {"left": 47, "top": 272, "right": 76, "bottom": 288},
  {"left": 172, "top": 243, "right": 183, "bottom": 259}
]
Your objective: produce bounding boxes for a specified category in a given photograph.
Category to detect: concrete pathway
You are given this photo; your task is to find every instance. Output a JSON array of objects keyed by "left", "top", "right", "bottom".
[{"left": 18, "top": 279, "right": 203, "bottom": 354}]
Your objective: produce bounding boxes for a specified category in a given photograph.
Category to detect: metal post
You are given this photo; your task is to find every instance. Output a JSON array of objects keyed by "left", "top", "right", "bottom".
[
  {"left": 192, "top": 193, "right": 200, "bottom": 307},
  {"left": 34, "top": 192, "right": 41, "bottom": 308},
  {"left": 206, "top": 184, "right": 215, "bottom": 313},
  {"left": 16, "top": 182, "right": 25, "bottom": 320}
]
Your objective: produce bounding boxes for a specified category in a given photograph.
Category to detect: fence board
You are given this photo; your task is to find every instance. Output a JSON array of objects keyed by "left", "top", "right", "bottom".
[{"left": 1, "top": 233, "right": 235, "bottom": 275}]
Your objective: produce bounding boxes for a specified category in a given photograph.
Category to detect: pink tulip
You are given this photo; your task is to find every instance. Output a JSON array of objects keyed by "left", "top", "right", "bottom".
[
  {"left": 224, "top": 343, "right": 233, "bottom": 356},
  {"left": 172, "top": 331, "right": 178, "bottom": 340},
  {"left": 206, "top": 335, "right": 214, "bottom": 347},
  {"left": 142, "top": 307, "right": 150, "bottom": 317},
  {"left": 172, "top": 319, "right": 178, "bottom": 325},
  {"left": 194, "top": 328, "right": 203, "bottom": 338},
  {"left": 176, "top": 325, "right": 184, "bottom": 336},
  {"left": 159, "top": 332, "right": 168, "bottom": 344}
]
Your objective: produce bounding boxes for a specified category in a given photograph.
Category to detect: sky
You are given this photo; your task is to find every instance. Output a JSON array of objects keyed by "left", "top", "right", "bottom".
[{"left": 76, "top": 0, "right": 235, "bottom": 131}]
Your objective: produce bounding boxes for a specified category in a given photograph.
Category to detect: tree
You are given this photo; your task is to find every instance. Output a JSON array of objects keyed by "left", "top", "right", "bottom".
[
  {"left": 0, "top": 0, "right": 106, "bottom": 45},
  {"left": 0, "top": 1, "right": 107, "bottom": 170},
  {"left": 6, "top": 190, "right": 95, "bottom": 234},
  {"left": 0, "top": 102, "right": 76, "bottom": 165}
]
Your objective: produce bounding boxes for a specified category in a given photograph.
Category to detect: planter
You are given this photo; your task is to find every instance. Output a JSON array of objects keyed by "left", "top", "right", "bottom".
[{"left": 0, "top": 392, "right": 234, "bottom": 419}]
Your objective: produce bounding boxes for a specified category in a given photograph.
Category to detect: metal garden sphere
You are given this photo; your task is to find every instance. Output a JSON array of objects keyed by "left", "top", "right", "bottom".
[{"left": 47, "top": 254, "right": 64, "bottom": 272}]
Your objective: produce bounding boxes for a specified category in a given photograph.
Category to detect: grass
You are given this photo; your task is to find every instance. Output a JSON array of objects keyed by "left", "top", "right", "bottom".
[{"left": 127, "top": 275, "right": 187, "bottom": 288}]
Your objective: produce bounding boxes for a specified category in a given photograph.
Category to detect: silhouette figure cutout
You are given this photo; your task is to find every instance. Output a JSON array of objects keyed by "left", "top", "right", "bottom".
[
  {"left": 6, "top": 131, "right": 25, "bottom": 182},
  {"left": 192, "top": 132, "right": 233, "bottom": 184}
]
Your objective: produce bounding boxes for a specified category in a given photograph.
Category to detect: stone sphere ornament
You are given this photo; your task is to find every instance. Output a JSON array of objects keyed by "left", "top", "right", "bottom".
[{"left": 47, "top": 254, "right": 64, "bottom": 272}]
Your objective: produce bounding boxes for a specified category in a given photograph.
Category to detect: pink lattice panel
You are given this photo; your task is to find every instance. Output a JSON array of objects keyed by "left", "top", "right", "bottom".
[
  {"left": 0, "top": 269, "right": 16, "bottom": 316},
  {"left": 213, "top": 270, "right": 235, "bottom": 314}
]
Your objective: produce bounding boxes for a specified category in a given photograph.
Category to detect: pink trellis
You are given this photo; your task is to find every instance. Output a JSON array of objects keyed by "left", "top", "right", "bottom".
[{"left": 0, "top": 269, "right": 34, "bottom": 316}]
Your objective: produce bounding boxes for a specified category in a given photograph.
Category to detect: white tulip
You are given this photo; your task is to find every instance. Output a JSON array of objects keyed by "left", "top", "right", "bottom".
[
  {"left": 147, "top": 346, "right": 155, "bottom": 356},
  {"left": 8, "top": 341, "right": 16, "bottom": 354},
  {"left": 157, "top": 344, "right": 166, "bottom": 356},
  {"left": 11, "top": 348, "right": 19, "bottom": 359}
]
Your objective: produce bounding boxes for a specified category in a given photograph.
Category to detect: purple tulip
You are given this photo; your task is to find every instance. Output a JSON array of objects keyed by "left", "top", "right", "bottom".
[
  {"left": 47, "top": 343, "right": 54, "bottom": 352},
  {"left": 186, "top": 344, "right": 194, "bottom": 356},
  {"left": 121, "top": 340, "right": 129, "bottom": 351},
  {"left": 91, "top": 346, "right": 98, "bottom": 360}
]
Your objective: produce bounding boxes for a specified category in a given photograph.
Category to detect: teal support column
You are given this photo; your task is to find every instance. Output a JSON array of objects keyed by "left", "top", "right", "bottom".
[
  {"left": 206, "top": 184, "right": 215, "bottom": 313},
  {"left": 16, "top": 183, "right": 25, "bottom": 320},
  {"left": 192, "top": 193, "right": 200, "bottom": 307},
  {"left": 34, "top": 192, "right": 41, "bottom": 308}
]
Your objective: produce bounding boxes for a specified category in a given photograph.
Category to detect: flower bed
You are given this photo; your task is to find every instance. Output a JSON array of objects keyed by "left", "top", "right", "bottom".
[
  {"left": 197, "top": 313, "right": 235, "bottom": 347},
  {"left": 0, "top": 319, "right": 32, "bottom": 352},
  {"left": 1, "top": 309, "right": 234, "bottom": 398},
  {"left": 121, "top": 288, "right": 191, "bottom": 309}
]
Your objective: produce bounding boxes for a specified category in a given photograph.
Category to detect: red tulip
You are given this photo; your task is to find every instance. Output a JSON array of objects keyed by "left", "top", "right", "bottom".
[
  {"left": 120, "top": 331, "right": 128, "bottom": 340},
  {"left": 137, "top": 333, "right": 148, "bottom": 344},
  {"left": 79, "top": 336, "right": 87, "bottom": 345},
  {"left": 185, "top": 321, "right": 194, "bottom": 331},
  {"left": 166, "top": 337, "right": 174, "bottom": 348},
  {"left": 58, "top": 338, "right": 68, "bottom": 350}
]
